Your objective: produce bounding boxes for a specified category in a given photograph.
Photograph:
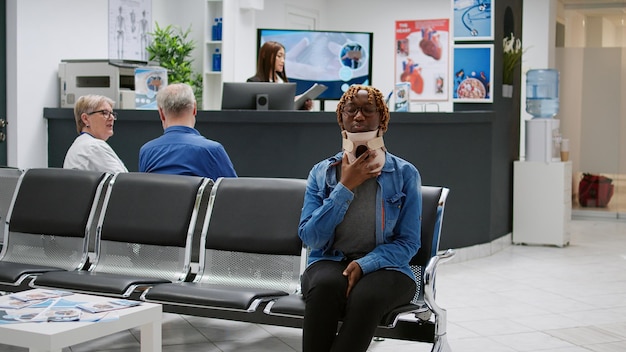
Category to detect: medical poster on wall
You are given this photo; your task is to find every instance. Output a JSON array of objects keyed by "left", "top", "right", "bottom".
[
  {"left": 453, "top": 44, "right": 493, "bottom": 103},
  {"left": 108, "top": 0, "right": 152, "bottom": 61},
  {"left": 395, "top": 19, "right": 450, "bottom": 103},
  {"left": 453, "top": 0, "right": 494, "bottom": 41}
]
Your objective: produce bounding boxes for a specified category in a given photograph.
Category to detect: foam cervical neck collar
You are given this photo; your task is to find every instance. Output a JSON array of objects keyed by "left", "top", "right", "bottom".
[{"left": 342, "top": 130, "right": 386, "bottom": 172}]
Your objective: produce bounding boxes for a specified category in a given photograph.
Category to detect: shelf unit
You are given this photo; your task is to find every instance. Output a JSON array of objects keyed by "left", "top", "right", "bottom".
[
  {"left": 512, "top": 161, "right": 572, "bottom": 247},
  {"left": 203, "top": 0, "right": 223, "bottom": 110}
]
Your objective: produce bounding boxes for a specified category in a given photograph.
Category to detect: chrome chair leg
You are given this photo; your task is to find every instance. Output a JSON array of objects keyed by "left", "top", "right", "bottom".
[{"left": 431, "top": 334, "right": 452, "bottom": 352}]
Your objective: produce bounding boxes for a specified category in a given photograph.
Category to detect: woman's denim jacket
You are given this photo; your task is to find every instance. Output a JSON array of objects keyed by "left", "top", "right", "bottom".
[{"left": 299, "top": 151, "right": 422, "bottom": 280}]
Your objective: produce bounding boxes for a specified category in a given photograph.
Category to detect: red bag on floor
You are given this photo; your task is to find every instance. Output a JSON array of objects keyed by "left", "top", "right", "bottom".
[{"left": 578, "top": 173, "right": 614, "bottom": 207}]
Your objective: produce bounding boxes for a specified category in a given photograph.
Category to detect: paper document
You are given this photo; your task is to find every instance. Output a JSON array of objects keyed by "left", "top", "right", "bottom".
[
  {"left": 10, "top": 289, "right": 73, "bottom": 302},
  {"left": 295, "top": 83, "right": 328, "bottom": 109},
  {"left": 77, "top": 299, "right": 141, "bottom": 313}
]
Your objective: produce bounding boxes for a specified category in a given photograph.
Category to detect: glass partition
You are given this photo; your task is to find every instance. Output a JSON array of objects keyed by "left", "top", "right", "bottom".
[{"left": 557, "top": 4, "right": 626, "bottom": 220}]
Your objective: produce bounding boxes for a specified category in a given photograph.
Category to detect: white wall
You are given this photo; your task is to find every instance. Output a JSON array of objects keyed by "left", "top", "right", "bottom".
[
  {"left": 602, "top": 17, "right": 616, "bottom": 47},
  {"left": 558, "top": 48, "right": 625, "bottom": 174},
  {"left": 151, "top": 0, "right": 205, "bottom": 76},
  {"left": 564, "top": 10, "right": 586, "bottom": 48},
  {"left": 7, "top": 0, "right": 110, "bottom": 169},
  {"left": 579, "top": 48, "right": 622, "bottom": 173},
  {"left": 556, "top": 6, "right": 626, "bottom": 175},
  {"left": 555, "top": 47, "right": 583, "bottom": 175},
  {"left": 520, "top": 0, "right": 558, "bottom": 158},
  {"left": 222, "top": 0, "right": 271, "bottom": 84},
  {"left": 586, "top": 16, "right": 604, "bottom": 47}
]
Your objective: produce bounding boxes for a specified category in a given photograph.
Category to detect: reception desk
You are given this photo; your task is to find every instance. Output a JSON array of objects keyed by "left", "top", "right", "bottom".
[{"left": 45, "top": 108, "right": 508, "bottom": 251}]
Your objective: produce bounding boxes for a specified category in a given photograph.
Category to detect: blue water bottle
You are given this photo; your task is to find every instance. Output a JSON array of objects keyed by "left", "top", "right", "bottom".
[
  {"left": 217, "top": 18, "right": 223, "bottom": 40},
  {"left": 526, "top": 69, "right": 559, "bottom": 118},
  {"left": 212, "top": 48, "right": 221, "bottom": 72},
  {"left": 212, "top": 18, "right": 219, "bottom": 40}
]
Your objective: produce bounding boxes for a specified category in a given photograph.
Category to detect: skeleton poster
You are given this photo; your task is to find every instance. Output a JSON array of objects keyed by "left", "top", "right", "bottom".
[{"left": 108, "top": 0, "right": 152, "bottom": 61}]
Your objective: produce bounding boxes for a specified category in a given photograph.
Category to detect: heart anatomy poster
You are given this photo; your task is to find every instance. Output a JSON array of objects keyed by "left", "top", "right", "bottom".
[{"left": 395, "top": 19, "right": 450, "bottom": 102}]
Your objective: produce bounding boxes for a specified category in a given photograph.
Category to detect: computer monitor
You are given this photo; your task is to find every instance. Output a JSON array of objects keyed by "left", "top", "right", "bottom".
[{"left": 221, "top": 82, "right": 296, "bottom": 110}]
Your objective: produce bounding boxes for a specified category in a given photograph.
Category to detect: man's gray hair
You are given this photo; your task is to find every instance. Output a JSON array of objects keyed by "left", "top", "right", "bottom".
[{"left": 157, "top": 83, "right": 195, "bottom": 115}]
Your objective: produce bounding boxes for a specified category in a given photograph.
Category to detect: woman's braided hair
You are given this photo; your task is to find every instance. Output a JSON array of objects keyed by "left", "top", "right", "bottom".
[{"left": 335, "top": 85, "right": 390, "bottom": 133}]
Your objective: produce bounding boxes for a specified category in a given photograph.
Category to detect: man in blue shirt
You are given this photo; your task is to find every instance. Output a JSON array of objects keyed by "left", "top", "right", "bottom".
[{"left": 139, "top": 83, "right": 237, "bottom": 180}]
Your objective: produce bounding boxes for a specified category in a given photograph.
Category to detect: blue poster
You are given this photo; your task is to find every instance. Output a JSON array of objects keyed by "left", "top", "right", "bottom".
[
  {"left": 453, "top": 0, "right": 493, "bottom": 40},
  {"left": 453, "top": 44, "right": 493, "bottom": 103}
]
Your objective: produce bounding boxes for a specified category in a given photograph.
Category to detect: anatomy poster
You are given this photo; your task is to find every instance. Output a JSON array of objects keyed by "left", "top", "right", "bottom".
[
  {"left": 108, "top": 0, "right": 152, "bottom": 61},
  {"left": 453, "top": 0, "right": 493, "bottom": 40},
  {"left": 395, "top": 19, "right": 450, "bottom": 102},
  {"left": 453, "top": 44, "right": 493, "bottom": 103}
]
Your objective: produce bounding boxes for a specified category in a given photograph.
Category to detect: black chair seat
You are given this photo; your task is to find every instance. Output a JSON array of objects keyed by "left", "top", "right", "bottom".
[
  {"left": 264, "top": 294, "right": 305, "bottom": 317},
  {"left": 266, "top": 294, "right": 421, "bottom": 327},
  {"left": 34, "top": 270, "right": 171, "bottom": 296},
  {"left": 144, "top": 282, "right": 289, "bottom": 311},
  {"left": 0, "top": 262, "right": 65, "bottom": 283},
  {"left": 379, "top": 303, "right": 421, "bottom": 326}
]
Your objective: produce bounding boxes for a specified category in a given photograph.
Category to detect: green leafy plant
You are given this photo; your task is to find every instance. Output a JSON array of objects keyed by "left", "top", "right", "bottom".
[
  {"left": 502, "top": 33, "right": 526, "bottom": 85},
  {"left": 146, "top": 22, "right": 203, "bottom": 106}
]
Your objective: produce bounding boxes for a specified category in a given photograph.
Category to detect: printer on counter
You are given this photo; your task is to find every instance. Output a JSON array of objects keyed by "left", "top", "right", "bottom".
[{"left": 58, "top": 59, "right": 149, "bottom": 109}]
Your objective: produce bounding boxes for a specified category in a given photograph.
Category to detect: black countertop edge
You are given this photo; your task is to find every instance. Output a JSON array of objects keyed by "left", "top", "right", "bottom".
[{"left": 44, "top": 108, "right": 494, "bottom": 124}]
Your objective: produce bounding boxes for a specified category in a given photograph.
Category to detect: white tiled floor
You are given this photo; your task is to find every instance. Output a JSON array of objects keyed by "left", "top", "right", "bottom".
[{"left": 1, "top": 219, "right": 625, "bottom": 352}]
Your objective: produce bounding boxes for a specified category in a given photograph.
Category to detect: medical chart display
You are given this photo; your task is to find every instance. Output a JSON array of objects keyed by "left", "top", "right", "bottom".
[{"left": 395, "top": 19, "right": 450, "bottom": 102}]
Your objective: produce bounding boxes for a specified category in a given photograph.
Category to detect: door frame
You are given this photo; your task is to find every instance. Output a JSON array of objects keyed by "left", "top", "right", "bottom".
[{"left": 0, "top": 0, "right": 7, "bottom": 166}]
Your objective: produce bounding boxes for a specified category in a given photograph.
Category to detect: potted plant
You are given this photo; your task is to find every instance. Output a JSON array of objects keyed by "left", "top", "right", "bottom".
[
  {"left": 502, "top": 32, "right": 524, "bottom": 97},
  {"left": 146, "top": 22, "right": 203, "bottom": 106}
]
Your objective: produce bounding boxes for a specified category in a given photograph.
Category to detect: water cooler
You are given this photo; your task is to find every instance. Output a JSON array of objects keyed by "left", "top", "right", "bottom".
[
  {"left": 524, "top": 69, "right": 561, "bottom": 162},
  {"left": 514, "top": 68, "right": 571, "bottom": 247},
  {"left": 526, "top": 118, "right": 561, "bottom": 162}
]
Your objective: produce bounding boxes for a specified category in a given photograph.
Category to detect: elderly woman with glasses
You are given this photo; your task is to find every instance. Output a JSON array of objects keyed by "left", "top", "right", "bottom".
[
  {"left": 63, "top": 94, "right": 128, "bottom": 173},
  {"left": 298, "top": 85, "right": 423, "bottom": 352}
]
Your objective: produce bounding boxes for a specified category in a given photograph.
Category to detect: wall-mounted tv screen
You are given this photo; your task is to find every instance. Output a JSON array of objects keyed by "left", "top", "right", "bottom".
[{"left": 257, "top": 28, "right": 373, "bottom": 101}]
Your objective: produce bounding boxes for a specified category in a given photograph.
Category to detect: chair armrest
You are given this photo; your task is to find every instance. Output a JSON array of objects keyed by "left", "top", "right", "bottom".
[
  {"left": 423, "top": 249, "right": 455, "bottom": 337},
  {"left": 424, "top": 249, "right": 455, "bottom": 304}
]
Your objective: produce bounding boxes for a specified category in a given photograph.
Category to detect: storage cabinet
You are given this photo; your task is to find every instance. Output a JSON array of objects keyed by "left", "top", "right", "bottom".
[
  {"left": 203, "top": 0, "right": 223, "bottom": 110},
  {"left": 513, "top": 161, "right": 572, "bottom": 247}
]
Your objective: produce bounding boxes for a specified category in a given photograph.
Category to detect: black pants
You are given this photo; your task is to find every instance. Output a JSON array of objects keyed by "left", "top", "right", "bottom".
[{"left": 301, "top": 260, "right": 416, "bottom": 352}]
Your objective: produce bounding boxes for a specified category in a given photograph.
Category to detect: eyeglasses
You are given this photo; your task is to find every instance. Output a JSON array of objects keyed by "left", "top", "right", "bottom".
[
  {"left": 87, "top": 110, "right": 118, "bottom": 120},
  {"left": 342, "top": 104, "right": 378, "bottom": 118}
]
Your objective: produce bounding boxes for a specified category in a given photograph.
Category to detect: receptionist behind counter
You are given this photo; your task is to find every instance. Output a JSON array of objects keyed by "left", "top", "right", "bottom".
[{"left": 247, "top": 40, "right": 313, "bottom": 111}]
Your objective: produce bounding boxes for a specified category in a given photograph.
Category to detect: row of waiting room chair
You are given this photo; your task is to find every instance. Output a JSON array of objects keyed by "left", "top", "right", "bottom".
[{"left": 0, "top": 167, "right": 453, "bottom": 352}]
